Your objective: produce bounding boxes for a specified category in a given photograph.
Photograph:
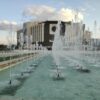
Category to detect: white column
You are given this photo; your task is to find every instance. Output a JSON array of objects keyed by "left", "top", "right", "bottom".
[
  {"left": 39, "top": 24, "right": 40, "bottom": 42},
  {"left": 31, "top": 27, "right": 33, "bottom": 43},
  {"left": 37, "top": 24, "right": 39, "bottom": 42},
  {"left": 33, "top": 26, "right": 34, "bottom": 42},
  {"left": 42, "top": 23, "right": 44, "bottom": 42},
  {"left": 36, "top": 24, "right": 37, "bottom": 42},
  {"left": 40, "top": 24, "right": 42, "bottom": 42},
  {"left": 36, "top": 24, "right": 38, "bottom": 42},
  {"left": 35, "top": 25, "right": 36, "bottom": 42}
]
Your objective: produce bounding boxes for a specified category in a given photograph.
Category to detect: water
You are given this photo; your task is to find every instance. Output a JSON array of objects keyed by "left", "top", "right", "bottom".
[
  {"left": 0, "top": 52, "right": 100, "bottom": 100},
  {"left": 0, "top": 20, "right": 100, "bottom": 100}
]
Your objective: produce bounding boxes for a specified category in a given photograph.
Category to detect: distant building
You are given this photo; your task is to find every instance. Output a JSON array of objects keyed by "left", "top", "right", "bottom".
[
  {"left": 17, "top": 20, "right": 90, "bottom": 50},
  {"left": 82, "top": 30, "right": 91, "bottom": 50},
  {"left": 83, "top": 30, "right": 91, "bottom": 44},
  {"left": 17, "top": 29, "right": 24, "bottom": 49},
  {"left": 90, "top": 38, "right": 100, "bottom": 50},
  {"left": 17, "top": 20, "right": 69, "bottom": 50},
  {"left": 64, "top": 22, "right": 86, "bottom": 50}
]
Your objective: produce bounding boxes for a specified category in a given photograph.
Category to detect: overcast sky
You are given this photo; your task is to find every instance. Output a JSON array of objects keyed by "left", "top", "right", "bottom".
[{"left": 0, "top": 0, "right": 100, "bottom": 44}]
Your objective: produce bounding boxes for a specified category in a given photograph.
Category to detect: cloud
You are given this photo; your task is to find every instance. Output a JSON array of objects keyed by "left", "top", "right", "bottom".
[
  {"left": 23, "top": 5, "right": 55, "bottom": 19},
  {"left": 23, "top": 5, "right": 84, "bottom": 22},
  {"left": 0, "top": 20, "right": 18, "bottom": 31},
  {"left": 51, "top": 8, "right": 83, "bottom": 22}
]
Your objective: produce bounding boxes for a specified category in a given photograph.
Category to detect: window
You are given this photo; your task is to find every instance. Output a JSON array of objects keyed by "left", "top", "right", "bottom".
[{"left": 52, "top": 26, "right": 56, "bottom": 32}]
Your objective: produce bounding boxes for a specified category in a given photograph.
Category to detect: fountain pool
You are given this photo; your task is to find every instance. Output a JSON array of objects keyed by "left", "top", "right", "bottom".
[{"left": 0, "top": 51, "right": 100, "bottom": 100}]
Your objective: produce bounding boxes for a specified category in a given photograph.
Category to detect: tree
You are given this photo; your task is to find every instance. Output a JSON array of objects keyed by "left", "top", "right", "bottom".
[{"left": 0, "top": 44, "right": 8, "bottom": 51}]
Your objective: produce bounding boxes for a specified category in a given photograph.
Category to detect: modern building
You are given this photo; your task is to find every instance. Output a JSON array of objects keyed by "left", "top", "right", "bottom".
[
  {"left": 81, "top": 30, "right": 91, "bottom": 50},
  {"left": 90, "top": 38, "right": 100, "bottom": 50},
  {"left": 64, "top": 22, "right": 86, "bottom": 50},
  {"left": 17, "top": 20, "right": 67, "bottom": 50},
  {"left": 17, "top": 29, "right": 24, "bottom": 49},
  {"left": 83, "top": 30, "right": 91, "bottom": 44},
  {"left": 17, "top": 20, "right": 90, "bottom": 50}
]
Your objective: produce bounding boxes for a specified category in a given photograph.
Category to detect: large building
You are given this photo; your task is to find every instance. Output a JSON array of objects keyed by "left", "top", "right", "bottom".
[
  {"left": 64, "top": 22, "right": 85, "bottom": 48},
  {"left": 17, "top": 20, "right": 90, "bottom": 50},
  {"left": 90, "top": 38, "right": 100, "bottom": 50},
  {"left": 17, "top": 29, "right": 23, "bottom": 49},
  {"left": 17, "top": 20, "right": 68, "bottom": 50}
]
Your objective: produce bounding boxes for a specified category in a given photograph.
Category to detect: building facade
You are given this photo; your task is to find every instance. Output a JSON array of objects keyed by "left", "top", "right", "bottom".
[
  {"left": 17, "top": 20, "right": 91, "bottom": 50},
  {"left": 17, "top": 20, "right": 67, "bottom": 50},
  {"left": 90, "top": 38, "right": 100, "bottom": 50},
  {"left": 17, "top": 29, "right": 24, "bottom": 49}
]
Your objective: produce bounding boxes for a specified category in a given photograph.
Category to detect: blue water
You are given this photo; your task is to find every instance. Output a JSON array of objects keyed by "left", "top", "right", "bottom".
[{"left": 0, "top": 54, "right": 100, "bottom": 100}]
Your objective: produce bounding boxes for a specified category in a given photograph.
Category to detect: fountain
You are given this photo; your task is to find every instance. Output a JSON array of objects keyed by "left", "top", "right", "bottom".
[
  {"left": 0, "top": 14, "right": 100, "bottom": 99},
  {"left": 51, "top": 21, "right": 66, "bottom": 80},
  {"left": 51, "top": 20, "right": 91, "bottom": 76},
  {"left": 75, "top": 65, "right": 90, "bottom": 73},
  {"left": 30, "top": 63, "right": 38, "bottom": 68},
  {"left": 0, "top": 79, "right": 21, "bottom": 96},
  {"left": 12, "top": 72, "right": 30, "bottom": 81},
  {"left": 0, "top": 24, "right": 24, "bottom": 95}
]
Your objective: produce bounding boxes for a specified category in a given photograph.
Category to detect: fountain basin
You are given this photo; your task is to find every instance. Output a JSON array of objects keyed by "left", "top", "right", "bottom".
[{"left": 76, "top": 66, "right": 90, "bottom": 73}]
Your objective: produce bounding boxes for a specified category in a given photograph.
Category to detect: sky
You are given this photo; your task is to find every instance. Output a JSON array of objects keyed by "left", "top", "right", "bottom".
[{"left": 0, "top": 0, "right": 100, "bottom": 44}]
